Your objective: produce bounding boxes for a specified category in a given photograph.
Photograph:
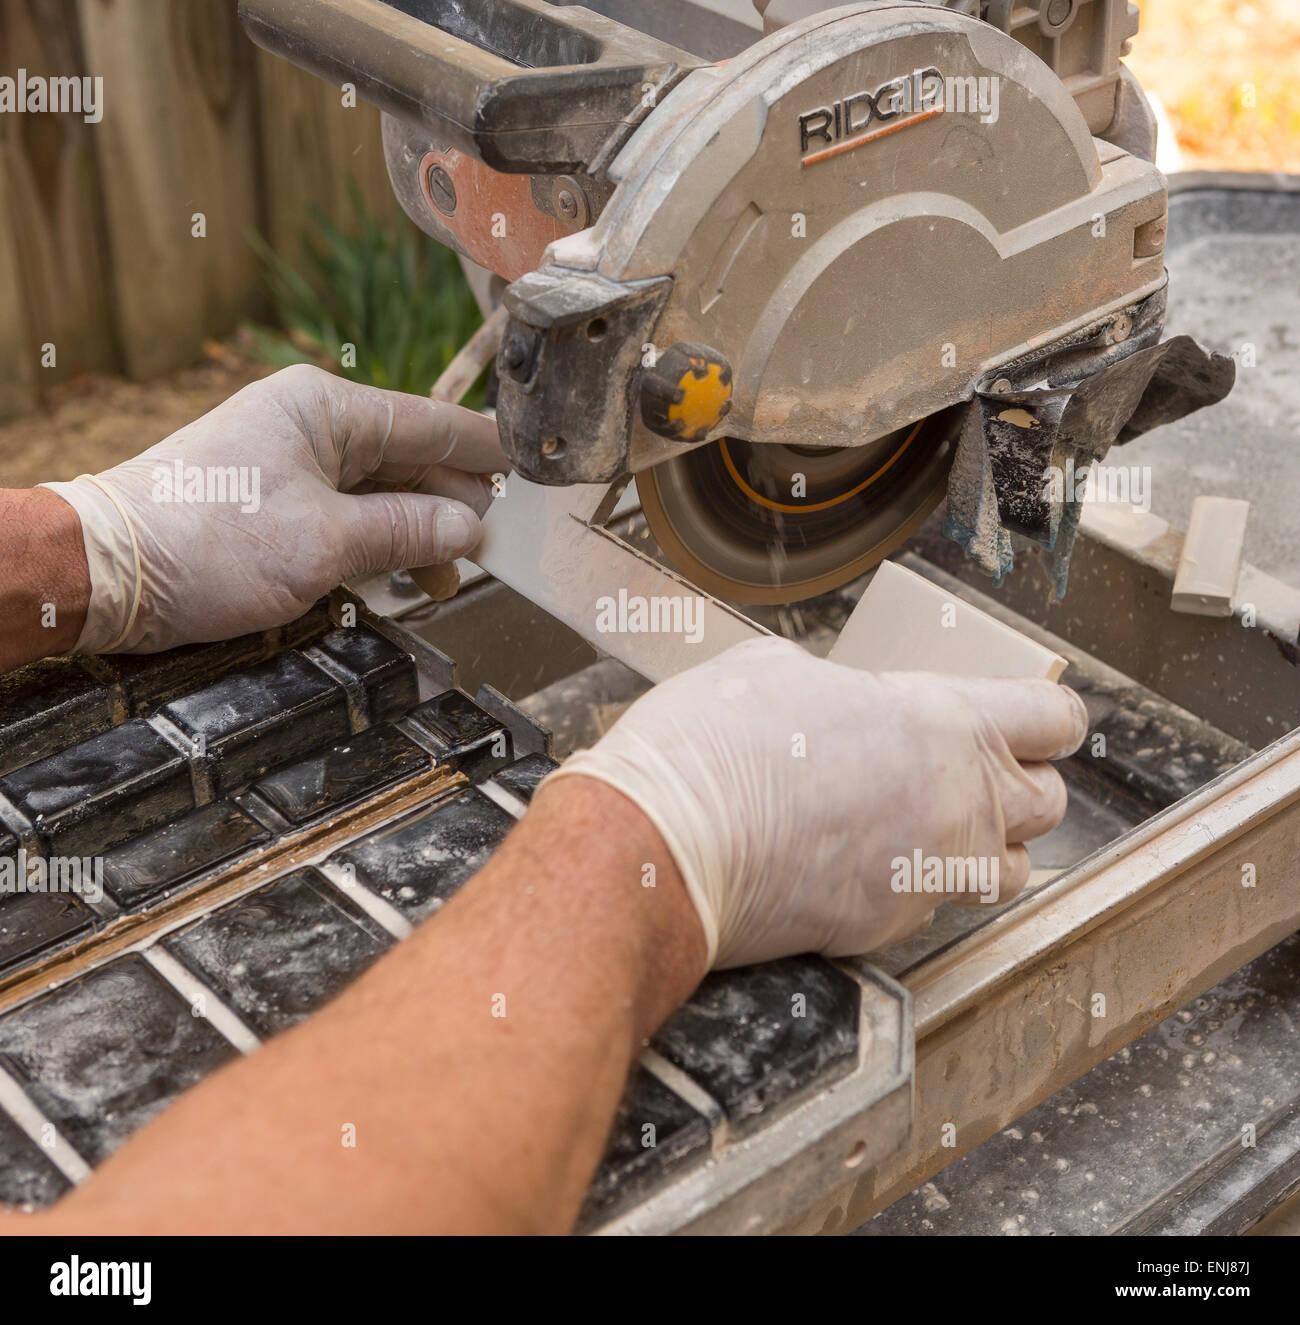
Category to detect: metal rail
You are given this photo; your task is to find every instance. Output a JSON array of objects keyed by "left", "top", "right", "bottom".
[{"left": 782, "top": 726, "right": 1300, "bottom": 1233}]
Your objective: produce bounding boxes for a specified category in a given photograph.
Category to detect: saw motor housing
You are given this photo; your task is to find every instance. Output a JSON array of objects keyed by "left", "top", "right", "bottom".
[
  {"left": 241, "top": 0, "right": 1233, "bottom": 597},
  {"left": 490, "top": 6, "right": 1170, "bottom": 479}
]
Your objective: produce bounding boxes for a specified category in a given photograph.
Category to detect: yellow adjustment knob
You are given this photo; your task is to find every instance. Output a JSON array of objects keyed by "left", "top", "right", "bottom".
[{"left": 641, "top": 343, "right": 734, "bottom": 443}]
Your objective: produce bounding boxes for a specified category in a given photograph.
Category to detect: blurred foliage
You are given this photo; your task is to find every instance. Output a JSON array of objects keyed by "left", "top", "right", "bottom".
[
  {"left": 1129, "top": 0, "right": 1300, "bottom": 171},
  {"left": 243, "top": 181, "right": 486, "bottom": 405}
]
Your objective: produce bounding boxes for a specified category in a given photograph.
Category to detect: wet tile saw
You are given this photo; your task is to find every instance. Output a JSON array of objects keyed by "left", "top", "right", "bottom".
[{"left": 241, "top": 0, "right": 1235, "bottom": 609}]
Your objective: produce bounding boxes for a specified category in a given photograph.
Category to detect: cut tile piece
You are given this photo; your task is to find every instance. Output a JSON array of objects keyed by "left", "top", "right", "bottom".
[
  {"left": 250, "top": 725, "right": 431, "bottom": 826},
  {"left": 328, "top": 787, "right": 514, "bottom": 922},
  {"left": 405, "top": 691, "right": 513, "bottom": 781},
  {"left": 310, "top": 628, "right": 419, "bottom": 725},
  {"left": 160, "top": 652, "right": 349, "bottom": 795},
  {"left": 0, "top": 1109, "right": 71, "bottom": 1209},
  {"left": 163, "top": 868, "right": 394, "bottom": 1037},
  {"left": 0, "top": 719, "right": 193, "bottom": 856},
  {"left": 0, "top": 659, "right": 115, "bottom": 777},
  {"left": 578, "top": 1066, "right": 712, "bottom": 1229},
  {"left": 829, "top": 559, "right": 1067, "bottom": 680},
  {"left": 0, "top": 954, "right": 238, "bottom": 1163},
  {"left": 652, "top": 956, "right": 860, "bottom": 1135},
  {"left": 1172, "top": 495, "right": 1250, "bottom": 617},
  {"left": 0, "top": 890, "right": 98, "bottom": 975},
  {"left": 101, "top": 801, "right": 272, "bottom": 909},
  {"left": 474, "top": 475, "right": 766, "bottom": 684},
  {"left": 493, "top": 753, "right": 559, "bottom": 804}
]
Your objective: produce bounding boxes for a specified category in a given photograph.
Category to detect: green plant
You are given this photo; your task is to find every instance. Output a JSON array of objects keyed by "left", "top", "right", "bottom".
[{"left": 244, "top": 181, "right": 486, "bottom": 404}]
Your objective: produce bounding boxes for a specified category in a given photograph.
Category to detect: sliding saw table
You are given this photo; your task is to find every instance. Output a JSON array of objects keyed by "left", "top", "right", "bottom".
[{"left": 0, "top": 1, "right": 1295, "bottom": 1234}]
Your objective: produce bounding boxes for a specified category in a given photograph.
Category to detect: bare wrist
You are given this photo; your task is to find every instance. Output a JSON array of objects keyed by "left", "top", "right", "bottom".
[
  {"left": 527, "top": 774, "right": 710, "bottom": 1027},
  {"left": 0, "top": 488, "right": 90, "bottom": 672}
]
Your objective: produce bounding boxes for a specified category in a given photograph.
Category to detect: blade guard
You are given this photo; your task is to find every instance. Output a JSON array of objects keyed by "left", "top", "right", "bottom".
[{"left": 495, "top": 3, "right": 1178, "bottom": 482}]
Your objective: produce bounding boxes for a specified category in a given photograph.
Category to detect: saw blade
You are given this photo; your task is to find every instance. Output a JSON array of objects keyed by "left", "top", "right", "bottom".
[{"left": 638, "top": 412, "right": 958, "bottom": 605}]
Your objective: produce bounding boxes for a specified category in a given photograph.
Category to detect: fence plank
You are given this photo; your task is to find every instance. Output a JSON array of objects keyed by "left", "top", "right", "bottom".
[
  {"left": 0, "top": 149, "right": 38, "bottom": 425},
  {"left": 254, "top": 51, "right": 398, "bottom": 263},
  {"left": 0, "top": 0, "right": 119, "bottom": 413},
  {"left": 76, "top": 0, "right": 263, "bottom": 380}
]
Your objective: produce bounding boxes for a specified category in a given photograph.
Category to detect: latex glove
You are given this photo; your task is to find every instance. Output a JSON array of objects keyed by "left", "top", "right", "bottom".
[
  {"left": 42, "top": 364, "right": 505, "bottom": 654},
  {"left": 547, "top": 636, "right": 1088, "bottom": 968}
]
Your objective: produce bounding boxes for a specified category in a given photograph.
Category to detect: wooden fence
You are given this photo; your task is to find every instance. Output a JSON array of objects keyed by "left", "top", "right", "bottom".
[{"left": 0, "top": 0, "right": 399, "bottom": 420}]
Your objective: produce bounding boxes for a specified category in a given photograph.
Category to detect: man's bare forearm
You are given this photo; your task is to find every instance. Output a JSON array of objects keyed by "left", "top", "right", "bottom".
[
  {"left": 6, "top": 775, "right": 706, "bottom": 1235},
  {"left": 0, "top": 488, "right": 89, "bottom": 671}
]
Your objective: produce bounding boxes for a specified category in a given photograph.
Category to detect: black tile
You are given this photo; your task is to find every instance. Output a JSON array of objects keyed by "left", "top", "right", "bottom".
[
  {"left": 0, "top": 955, "right": 238, "bottom": 1163},
  {"left": 494, "top": 753, "right": 558, "bottom": 804},
  {"left": 101, "top": 801, "right": 272, "bottom": 909},
  {"left": 164, "top": 868, "right": 394, "bottom": 1037},
  {"left": 0, "top": 890, "right": 98, "bottom": 975},
  {"left": 409, "top": 690, "right": 497, "bottom": 745},
  {"left": 406, "top": 691, "right": 513, "bottom": 781},
  {"left": 160, "top": 652, "right": 349, "bottom": 795},
  {"left": 277, "top": 599, "right": 334, "bottom": 650},
  {"left": 250, "top": 725, "right": 431, "bottom": 825},
  {"left": 0, "top": 719, "right": 193, "bottom": 856},
  {"left": 652, "top": 957, "right": 860, "bottom": 1135},
  {"left": 578, "top": 1067, "right": 712, "bottom": 1228},
  {"left": 0, "top": 1110, "right": 70, "bottom": 1209},
  {"left": 0, "top": 658, "right": 115, "bottom": 777},
  {"left": 328, "top": 787, "right": 514, "bottom": 921},
  {"left": 96, "top": 632, "right": 275, "bottom": 716},
  {"left": 311, "top": 627, "right": 418, "bottom": 725}
]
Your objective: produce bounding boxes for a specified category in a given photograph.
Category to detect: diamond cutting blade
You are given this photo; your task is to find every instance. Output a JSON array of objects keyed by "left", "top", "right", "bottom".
[{"left": 637, "top": 412, "right": 958, "bottom": 605}]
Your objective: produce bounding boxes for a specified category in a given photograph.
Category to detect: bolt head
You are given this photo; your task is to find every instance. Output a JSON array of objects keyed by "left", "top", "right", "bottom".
[
  {"left": 390, "top": 570, "right": 420, "bottom": 597},
  {"left": 503, "top": 334, "right": 530, "bottom": 375},
  {"left": 427, "top": 165, "right": 457, "bottom": 216}
]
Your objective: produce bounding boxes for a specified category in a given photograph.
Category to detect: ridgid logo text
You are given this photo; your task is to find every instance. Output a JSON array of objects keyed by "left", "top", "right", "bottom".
[
  {"left": 0, "top": 69, "right": 103, "bottom": 124},
  {"left": 890, "top": 850, "right": 1001, "bottom": 903},
  {"left": 798, "top": 65, "right": 1000, "bottom": 165},
  {"left": 50, "top": 1257, "right": 151, "bottom": 1306}
]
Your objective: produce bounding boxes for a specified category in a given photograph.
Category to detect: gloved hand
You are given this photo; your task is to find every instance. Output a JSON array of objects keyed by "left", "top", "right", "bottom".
[
  {"left": 547, "top": 636, "right": 1088, "bottom": 968},
  {"left": 42, "top": 364, "right": 505, "bottom": 654}
]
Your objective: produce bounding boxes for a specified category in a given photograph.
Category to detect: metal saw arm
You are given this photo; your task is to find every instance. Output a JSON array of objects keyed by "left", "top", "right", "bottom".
[{"left": 239, "top": 0, "right": 704, "bottom": 175}]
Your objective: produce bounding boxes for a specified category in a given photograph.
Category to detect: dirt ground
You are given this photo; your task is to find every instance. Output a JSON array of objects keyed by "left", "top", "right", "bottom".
[
  {"left": 0, "top": 0, "right": 1294, "bottom": 479},
  {"left": 0, "top": 350, "right": 273, "bottom": 490}
]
